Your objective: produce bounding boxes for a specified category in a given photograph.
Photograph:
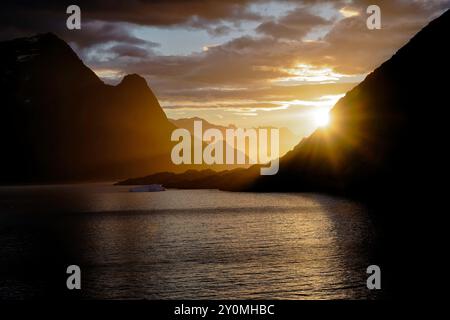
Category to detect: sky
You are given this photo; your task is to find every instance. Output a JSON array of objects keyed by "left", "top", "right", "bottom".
[{"left": 2, "top": 0, "right": 449, "bottom": 138}]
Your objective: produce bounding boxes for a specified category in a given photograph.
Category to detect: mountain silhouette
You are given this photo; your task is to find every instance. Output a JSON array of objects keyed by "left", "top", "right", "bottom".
[
  {"left": 251, "top": 9, "right": 449, "bottom": 196},
  {"left": 0, "top": 33, "right": 179, "bottom": 183},
  {"left": 170, "top": 117, "right": 301, "bottom": 157},
  {"left": 123, "top": 9, "right": 449, "bottom": 199}
]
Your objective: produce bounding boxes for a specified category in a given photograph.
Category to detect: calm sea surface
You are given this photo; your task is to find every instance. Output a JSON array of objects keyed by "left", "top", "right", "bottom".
[{"left": 0, "top": 184, "right": 379, "bottom": 299}]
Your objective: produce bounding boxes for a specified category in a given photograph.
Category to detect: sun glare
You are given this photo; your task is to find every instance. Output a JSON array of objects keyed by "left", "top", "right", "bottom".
[
  {"left": 339, "top": 7, "right": 360, "bottom": 18},
  {"left": 314, "top": 110, "right": 330, "bottom": 127}
]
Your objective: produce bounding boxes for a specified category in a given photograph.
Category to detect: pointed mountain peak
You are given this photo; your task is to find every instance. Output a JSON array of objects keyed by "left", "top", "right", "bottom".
[
  {"left": 0, "top": 32, "right": 90, "bottom": 69},
  {"left": 118, "top": 74, "right": 149, "bottom": 90},
  {"left": 31, "top": 32, "right": 60, "bottom": 41},
  {"left": 0, "top": 32, "right": 102, "bottom": 90},
  {"left": 3, "top": 32, "right": 72, "bottom": 52}
]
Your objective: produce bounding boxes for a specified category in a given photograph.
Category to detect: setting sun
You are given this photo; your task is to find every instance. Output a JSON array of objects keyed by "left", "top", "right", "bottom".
[{"left": 314, "top": 110, "right": 330, "bottom": 127}]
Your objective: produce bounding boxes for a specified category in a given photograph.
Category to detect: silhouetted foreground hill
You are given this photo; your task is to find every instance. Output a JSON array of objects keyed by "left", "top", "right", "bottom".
[
  {"left": 253, "top": 9, "right": 449, "bottom": 196},
  {"left": 0, "top": 33, "right": 178, "bottom": 183},
  {"left": 122, "top": 9, "right": 449, "bottom": 199}
]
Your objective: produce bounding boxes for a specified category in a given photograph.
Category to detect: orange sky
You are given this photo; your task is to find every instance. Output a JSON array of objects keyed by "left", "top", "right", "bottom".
[
  {"left": 83, "top": 1, "right": 448, "bottom": 138},
  {"left": 2, "top": 0, "right": 448, "bottom": 140}
]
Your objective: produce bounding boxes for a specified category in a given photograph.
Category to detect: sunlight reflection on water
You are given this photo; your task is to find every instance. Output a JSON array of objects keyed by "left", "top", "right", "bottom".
[{"left": 0, "top": 184, "right": 378, "bottom": 299}]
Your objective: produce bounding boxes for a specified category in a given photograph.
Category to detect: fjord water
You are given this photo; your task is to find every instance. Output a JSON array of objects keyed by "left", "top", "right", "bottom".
[{"left": 0, "top": 184, "right": 378, "bottom": 299}]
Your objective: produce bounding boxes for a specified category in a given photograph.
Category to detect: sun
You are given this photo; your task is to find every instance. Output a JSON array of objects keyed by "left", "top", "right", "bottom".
[{"left": 314, "top": 109, "right": 330, "bottom": 127}]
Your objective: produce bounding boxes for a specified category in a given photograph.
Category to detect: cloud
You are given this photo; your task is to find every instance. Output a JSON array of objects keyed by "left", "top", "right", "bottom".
[
  {"left": 0, "top": 0, "right": 262, "bottom": 39},
  {"left": 207, "top": 25, "right": 233, "bottom": 36},
  {"left": 2, "top": 0, "right": 449, "bottom": 110},
  {"left": 86, "top": 0, "right": 448, "bottom": 88},
  {"left": 85, "top": 1, "right": 447, "bottom": 105},
  {"left": 157, "top": 83, "right": 358, "bottom": 105},
  {"left": 67, "top": 21, "right": 150, "bottom": 48},
  {"left": 162, "top": 102, "right": 282, "bottom": 110},
  {"left": 310, "top": 0, "right": 450, "bottom": 73},
  {"left": 108, "top": 44, "right": 155, "bottom": 58},
  {"left": 256, "top": 7, "right": 331, "bottom": 39}
]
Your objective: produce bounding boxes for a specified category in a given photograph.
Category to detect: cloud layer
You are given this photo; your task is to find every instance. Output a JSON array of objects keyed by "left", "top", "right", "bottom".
[{"left": 1, "top": 0, "right": 449, "bottom": 135}]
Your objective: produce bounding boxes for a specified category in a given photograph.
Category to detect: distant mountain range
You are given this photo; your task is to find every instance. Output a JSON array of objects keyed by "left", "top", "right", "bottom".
[
  {"left": 121, "top": 9, "right": 450, "bottom": 199},
  {"left": 169, "top": 117, "right": 301, "bottom": 158}
]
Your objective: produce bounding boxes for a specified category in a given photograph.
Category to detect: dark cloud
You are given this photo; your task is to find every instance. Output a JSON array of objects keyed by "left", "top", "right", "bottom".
[
  {"left": 67, "top": 21, "right": 149, "bottom": 47},
  {"left": 311, "top": 0, "right": 450, "bottom": 73},
  {"left": 85, "top": 1, "right": 448, "bottom": 102},
  {"left": 256, "top": 8, "right": 331, "bottom": 39},
  {"left": 1, "top": 0, "right": 449, "bottom": 108},
  {"left": 207, "top": 25, "right": 234, "bottom": 36},
  {"left": 108, "top": 44, "right": 156, "bottom": 58},
  {"left": 0, "top": 0, "right": 261, "bottom": 40},
  {"left": 93, "top": 35, "right": 303, "bottom": 90},
  {"left": 80, "top": 0, "right": 262, "bottom": 26},
  {"left": 0, "top": 0, "right": 269, "bottom": 63}
]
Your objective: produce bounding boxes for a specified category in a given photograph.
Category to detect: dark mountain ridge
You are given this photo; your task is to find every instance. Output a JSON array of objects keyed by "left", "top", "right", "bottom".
[
  {"left": 253, "top": 9, "right": 449, "bottom": 196},
  {"left": 0, "top": 33, "right": 259, "bottom": 183},
  {"left": 0, "top": 33, "right": 178, "bottom": 183}
]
